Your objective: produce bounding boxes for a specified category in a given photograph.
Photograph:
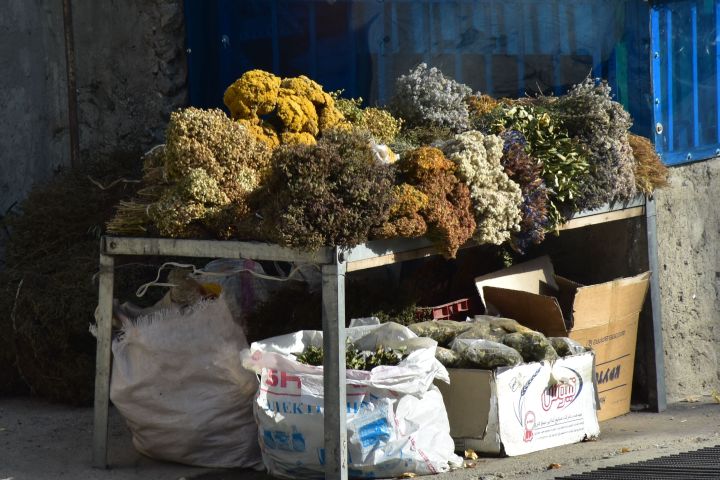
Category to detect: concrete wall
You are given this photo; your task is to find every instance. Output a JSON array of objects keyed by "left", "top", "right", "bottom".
[
  {"left": 74, "top": 0, "right": 187, "bottom": 159},
  {"left": 0, "top": 0, "right": 70, "bottom": 219},
  {"left": 655, "top": 158, "right": 720, "bottom": 402},
  {"left": 0, "top": 0, "right": 187, "bottom": 222}
]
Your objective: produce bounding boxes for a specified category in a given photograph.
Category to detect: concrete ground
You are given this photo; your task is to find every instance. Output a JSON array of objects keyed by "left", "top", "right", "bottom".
[{"left": 0, "top": 396, "right": 718, "bottom": 480}]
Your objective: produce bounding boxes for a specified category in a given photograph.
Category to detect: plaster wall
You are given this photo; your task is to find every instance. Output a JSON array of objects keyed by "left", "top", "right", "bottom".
[
  {"left": 0, "top": 0, "right": 69, "bottom": 218},
  {"left": 0, "top": 0, "right": 187, "bottom": 224},
  {"left": 655, "top": 158, "right": 720, "bottom": 401},
  {"left": 73, "top": 0, "right": 187, "bottom": 159}
]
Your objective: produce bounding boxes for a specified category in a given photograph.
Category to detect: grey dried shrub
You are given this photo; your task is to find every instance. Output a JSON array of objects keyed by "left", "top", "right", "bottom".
[
  {"left": 546, "top": 78, "right": 637, "bottom": 209},
  {"left": 390, "top": 63, "right": 472, "bottom": 132}
]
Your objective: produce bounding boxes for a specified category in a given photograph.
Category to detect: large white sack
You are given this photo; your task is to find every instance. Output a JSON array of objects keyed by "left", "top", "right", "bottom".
[
  {"left": 110, "top": 297, "right": 261, "bottom": 468},
  {"left": 243, "top": 322, "right": 463, "bottom": 478}
]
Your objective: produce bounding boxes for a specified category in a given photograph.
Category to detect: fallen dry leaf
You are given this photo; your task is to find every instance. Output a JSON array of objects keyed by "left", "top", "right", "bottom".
[
  {"left": 547, "top": 463, "right": 562, "bottom": 470},
  {"left": 681, "top": 395, "right": 701, "bottom": 403},
  {"left": 463, "top": 460, "right": 477, "bottom": 468},
  {"left": 396, "top": 473, "right": 416, "bottom": 479},
  {"left": 712, "top": 390, "right": 720, "bottom": 403},
  {"left": 464, "top": 449, "right": 479, "bottom": 460},
  {"left": 620, "top": 447, "right": 630, "bottom": 453}
]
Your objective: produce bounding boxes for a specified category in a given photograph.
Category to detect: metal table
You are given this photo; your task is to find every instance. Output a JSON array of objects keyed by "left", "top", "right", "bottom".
[{"left": 92, "top": 194, "right": 664, "bottom": 479}]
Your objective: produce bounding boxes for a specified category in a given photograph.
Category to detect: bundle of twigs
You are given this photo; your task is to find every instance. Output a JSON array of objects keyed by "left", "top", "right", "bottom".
[{"left": 629, "top": 133, "right": 669, "bottom": 195}]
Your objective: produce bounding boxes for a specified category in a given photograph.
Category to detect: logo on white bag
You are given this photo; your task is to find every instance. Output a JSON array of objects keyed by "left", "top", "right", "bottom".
[
  {"left": 540, "top": 367, "right": 583, "bottom": 411},
  {"left": 265, "top": 369, "right": 302, "bottom": 390}
]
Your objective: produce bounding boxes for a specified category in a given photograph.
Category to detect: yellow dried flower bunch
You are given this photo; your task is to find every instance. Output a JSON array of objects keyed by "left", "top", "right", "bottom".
[
  {"left": 334, "top": 95, "right": 403, "bottom": 145},
  {"left": 223, "top": 69, "right": 347, "bottom": 147}
]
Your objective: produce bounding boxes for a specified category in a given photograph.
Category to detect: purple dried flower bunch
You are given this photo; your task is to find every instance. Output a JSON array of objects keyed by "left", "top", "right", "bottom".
[{"left": 500, "top": 130, "right": 550, "bottom": 252}]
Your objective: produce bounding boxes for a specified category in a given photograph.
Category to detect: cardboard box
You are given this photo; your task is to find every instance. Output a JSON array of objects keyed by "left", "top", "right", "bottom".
[
  {"left": 475, "top": 256, "right": 650, "bottom": 421},
  {"left": 436, "top": 352, "right": 600, "bottom": 456}
]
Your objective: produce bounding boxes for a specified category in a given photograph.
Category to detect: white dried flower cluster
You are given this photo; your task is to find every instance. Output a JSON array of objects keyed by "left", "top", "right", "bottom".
[
  {"left": 441, "top": 130, "right": 522, "bottom": 245},
  {"left": 390, "top": 63, "right": 471, "bottom": 132}
]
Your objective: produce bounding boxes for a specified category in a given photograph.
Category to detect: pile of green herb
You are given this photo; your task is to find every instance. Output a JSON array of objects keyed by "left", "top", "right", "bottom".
[{"left": 296, "top": 341, "right": 406, "bottom": 371}]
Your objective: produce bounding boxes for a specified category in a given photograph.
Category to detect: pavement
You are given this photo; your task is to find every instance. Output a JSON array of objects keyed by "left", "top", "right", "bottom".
[{"left": 0, "top": 396, "right": 719, "bottom": 480}]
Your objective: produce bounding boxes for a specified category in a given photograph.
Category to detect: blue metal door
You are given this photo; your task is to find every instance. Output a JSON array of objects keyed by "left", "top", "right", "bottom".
[{"left": 651, "top": 0, "right": 720, "bottom": 165}]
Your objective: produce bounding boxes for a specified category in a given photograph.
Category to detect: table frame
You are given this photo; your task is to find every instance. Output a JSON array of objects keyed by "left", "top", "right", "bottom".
[{"left": 92, "top": 195, "right": 664, "bottom": 479}]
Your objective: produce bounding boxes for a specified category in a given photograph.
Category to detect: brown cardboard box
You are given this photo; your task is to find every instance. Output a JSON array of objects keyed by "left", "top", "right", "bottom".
[
  {"left": 436, "top": 352, "right": 600, "bottom": 455},
  {"left": 475, "top": 256, "right": 650, "bottom": 421}
]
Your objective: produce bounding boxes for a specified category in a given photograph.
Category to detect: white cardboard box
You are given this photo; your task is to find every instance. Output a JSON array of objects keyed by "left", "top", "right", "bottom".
[{"left": 436, "top": 351, "right": 600, "bottom": 456}]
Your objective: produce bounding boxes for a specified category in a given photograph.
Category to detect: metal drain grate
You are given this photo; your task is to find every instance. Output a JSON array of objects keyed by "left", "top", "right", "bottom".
[{"left": 554, "top": 445, "right": 720, "bottom": 480}]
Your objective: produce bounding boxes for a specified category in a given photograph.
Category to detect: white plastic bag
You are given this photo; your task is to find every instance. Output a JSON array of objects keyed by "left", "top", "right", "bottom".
[
  {"left": 243, "top": 322, "right": 462, "bottom": 478},
  {"left": 451, "top": 337, "right": 523, "bottom": 369},
  {"left": 110, "top": 296, "right": 261, "bottom": 469},
  {"left": 195, "top": 259, "right": 277, "bottom": 326}
]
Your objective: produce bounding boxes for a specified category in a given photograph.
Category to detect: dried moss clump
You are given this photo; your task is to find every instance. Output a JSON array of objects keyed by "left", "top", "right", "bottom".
[
  {"left": 224, "top": 70, "right": 347, "bottom": 147},
  {"left": 108, "top": 107, "right": 272, "bottom": 239},
  {"left": 397, "top": 147, "right": 476, "bottom": 258},
  {"left": 0, "top": 157, "right": 157, "bottom": 404},
  {"left": 441, "top": 130, "right": 522, "bottom": 245},
  {"left": 500, "top": 130, "right": 551, "bottom": 252},
  {"left": 390, "top": 63, "right": 472, "bottom": 132},
  {"left": 629, "top": 134, "right": 669, "bottom": 195},
  {"left": 545, "top": 78, "right": 637, "bottom": 209},
  {"left": 258, "top": 129, "right": 394, "bottom": 250}
]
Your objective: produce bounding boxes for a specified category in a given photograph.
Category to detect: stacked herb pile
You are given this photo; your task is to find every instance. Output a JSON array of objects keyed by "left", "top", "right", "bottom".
[
  {"left": 109, "top": 65, "right": 668, "bottom": 257},
  {"left": 409, "top": 317, "right": 584, "bottom": 369}
]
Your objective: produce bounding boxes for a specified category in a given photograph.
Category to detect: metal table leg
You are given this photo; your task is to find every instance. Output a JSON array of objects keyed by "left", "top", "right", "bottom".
[
  {"left": 93, "top": 253, "right": 115, "bottom": 467},
  {"left": 645, "top": 196, "right": 667, "bottom": 412},
  {"left": 321, "top": 248, "right": 348, "bottom": 480}
]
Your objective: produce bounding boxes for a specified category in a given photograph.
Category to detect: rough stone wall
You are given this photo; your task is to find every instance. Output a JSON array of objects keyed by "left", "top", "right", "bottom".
[
  {"left": 0, "top": 0, "right": 70, "bottom": 219},
  {"left": 73, "top": 0, "right": 187, "bottom": 159},
  {"left": 0, "top": 0, "right": 187, "bottom": 228},
  {"left": 655, "top": 158, "right": 720, "bottom": 401}
]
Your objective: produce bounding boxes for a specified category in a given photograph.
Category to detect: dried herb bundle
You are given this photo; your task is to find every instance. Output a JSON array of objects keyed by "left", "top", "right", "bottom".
[
  {"left": 372, "top": 184, "right": 429, "bottom": 239},
  {"left": 258, "top": 128, "right": 394, "bottom": 250},
  {"left": 500, "top": 130, "right": 551, "bottom": 252},
  {"left": 390, "top": 63, "right": 472, "bottom": 132},
  {"left": 0, "top": 157, "right": 156, "bottom": 404},
  {"left": 629, "top": 134, "right": 669, "bottom": 195},
  {"left": 545, "top": 78, "right": 637, "bottom": 209},
  {"left": 488, "top": 101, "right": 589, "bottom": 226},
  {"left": 334, "top": 95, "right": 403, "bottom": 145},
  {"left": 441, "top": 130, "right": 522, "bottom": 245},
  {"left": 108, "top": 107, "right": 272, "bottom": 239},
  {"left": 224, "top": 70, "right": 346, "bottom": 147},
  {"left": 296, "top": 342, "right": 406, "bottom": 371},
  {"left": 396, "top": 147, "right": 476, "bottom": 258}
]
